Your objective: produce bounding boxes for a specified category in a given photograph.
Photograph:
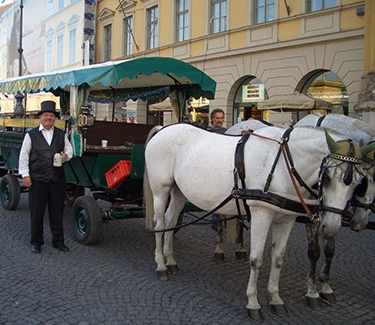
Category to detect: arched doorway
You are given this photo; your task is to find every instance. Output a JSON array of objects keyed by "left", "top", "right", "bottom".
[
  {"left": 231, "top": 76, "right": 269, "bottom": 124},
  {"left": 296, "top": 69, "right": 349, "bottom": 115}
]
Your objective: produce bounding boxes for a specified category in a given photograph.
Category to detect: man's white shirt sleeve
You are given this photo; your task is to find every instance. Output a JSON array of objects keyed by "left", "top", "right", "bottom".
[
  {"left": 18, "top": 132, "right": 73, "bottom": 178},
  {"left": 18, "top": 133, "right": 31, "bottom": 178}
]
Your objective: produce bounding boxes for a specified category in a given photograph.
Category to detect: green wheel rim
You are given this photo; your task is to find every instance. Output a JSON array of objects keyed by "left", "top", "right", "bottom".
[{"left": 75, "top": 208, "right": 89, "bottom": 236}]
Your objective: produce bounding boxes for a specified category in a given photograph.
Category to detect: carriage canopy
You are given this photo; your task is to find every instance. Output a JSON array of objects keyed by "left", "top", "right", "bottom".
[{"left": 0, "top": 57, "right": 216, "bottom": 100}]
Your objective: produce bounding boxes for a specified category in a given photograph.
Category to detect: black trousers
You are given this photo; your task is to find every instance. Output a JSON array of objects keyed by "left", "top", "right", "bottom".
[{"left": 29, "top": 180, "right": 65, "bottom": 246}]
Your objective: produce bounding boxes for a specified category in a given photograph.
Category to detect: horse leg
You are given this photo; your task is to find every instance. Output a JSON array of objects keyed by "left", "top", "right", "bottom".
[
  {"left": 305, "top": 223, "right": 321, "bottom": 308},
  {"left": 246, "top": 209, "right": 272, "bottom": 320},
  {"left": 153, "top": 188, "right": 171, "bottom": 280},
  {"left": 268, "top": 219, "right": 295, "bottom": 314},
  {"left": 214, "top": 217, "right": 225, "bottom": 260},
  {"left": 163, "top": 186, "right": 187, "bottom": 275},
  {"left": 235, "top": 220, "right": 247, "bottom": 260},
  {"left": 319, "top": 238, "right": 336, "bottom": 304}
]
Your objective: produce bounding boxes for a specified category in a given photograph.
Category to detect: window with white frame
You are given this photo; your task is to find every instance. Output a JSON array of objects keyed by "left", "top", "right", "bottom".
[
  {"left": 210, "top": 0, "right": 227, "bottom": 34},
  {"left": 123, "top": 15, "right": 133, "bottom": 56},
  {"left": 176, "top": 0, "right": 189, "bottom": 42},
  {"left": 147, "top": 6, "right": 159, "bottom": 49},
  {"left": 58, "top": 0, "right": 64, "bottom": 10},
  {"left": 46, "top": 29, "right": 54, "bottom": 70},
  {"left": 254, "top": 0, "right": 275, "bottom": 24},
  {"left": 104, "top": 24, "right": 112, "bottom": 61},
  {"left": 306, "top": 0, "right": 337, "bottom": 12},
  {"left": 69, "top": 29, "right": 76, "bottom": 64},
  {"left": 47, "top": 0, "right": 54, "bottom": 16},
  {"left": 57, "top": 34, "right": 64, "bottom": 67}
]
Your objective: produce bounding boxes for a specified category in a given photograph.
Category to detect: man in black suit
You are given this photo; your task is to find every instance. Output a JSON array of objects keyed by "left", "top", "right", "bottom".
[{"left": 18, "top": 100, "right": 73, "bottom": 253}]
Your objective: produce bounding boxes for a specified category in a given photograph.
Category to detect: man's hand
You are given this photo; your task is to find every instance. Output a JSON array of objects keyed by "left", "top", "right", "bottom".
[
  {"left": 23, "top": 176, "right": 32, "bottom": 188},
  {"left": 62, "top": 152, "right": 69, "bottom": 163}
]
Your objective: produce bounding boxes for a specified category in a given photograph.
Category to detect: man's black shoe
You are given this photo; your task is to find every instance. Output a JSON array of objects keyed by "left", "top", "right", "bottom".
[
  {"left": 31, "top": 245, "right": 41, "bottom": 254},
  {"left": 52, "top": 243, "right": 70, "bottom": 252}
]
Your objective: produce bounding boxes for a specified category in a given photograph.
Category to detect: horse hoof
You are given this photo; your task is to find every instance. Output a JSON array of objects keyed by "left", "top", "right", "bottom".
[
  {"left": 167, "top": 265, "right": 179, "bottom": 276},
  {"left": 247, "top": 308, "right": 264, "bottom": 321},
  {"left": 156, "top": 270, "right": 169, "bottom": 281},
  {"left": 305, "top": 296, "right": 320, "bottom": 309},
  {"left": 235, "top": 251, "right": 248, "bottom": 260},
  {"left": 214, "top": 253, "right": 225, "bottom": 261},
  {"left": 270, "top": 304, "right": 288, "bottom": 315},
  {"left": 319, "top": 292, "right": 336, "bottom": 305}
]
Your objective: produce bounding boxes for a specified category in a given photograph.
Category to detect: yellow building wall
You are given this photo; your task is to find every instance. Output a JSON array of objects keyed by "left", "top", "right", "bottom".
[
  {"left": 340, "top": 7, "right": 365, "bottom": 31},
  {"left": 95, "top": 0, "right": 369, "bottom": 66},
  {"left": 159, "top": 0, "right": 173, "bottom": 46},
  {"left": 278, "top": 20, "right": 301, "bottom": 42},
  {"left": 191, "top": 40, "right": 205, "bottom": 57},
  {"left": 278, "top": 0, "right": 303, "bottom": 18},
  {"left": 364, "top": 0, "right": 375, "bottom": 72},
  {"left": 134, "top": 4, "right": 146, "bottom": 52},
  {"left": 229, "top": 31, "right": 247, "bottom": 50},
  {"left": 229, "top": 0, "right": 249, "bottom": 29},
  {"left": 159, "top": 48, "right": 173, "bottom": 57},
  {"left": 191, "top": 1, "right": 207, "bottom": 38},
  {"left": 342, "top": 0, "right": 364, "bottom": 5}
]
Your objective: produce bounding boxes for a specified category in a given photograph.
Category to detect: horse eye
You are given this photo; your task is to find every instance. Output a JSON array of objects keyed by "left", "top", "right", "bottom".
[
  {"left": 322, "top": 173, "right": 330, "bottom": 185},
  {"left": 343, "top": 164, "right": 353, "bottom": 186},
  {"left": 354, "top": 177, "right": 368, "bottom": 197}
]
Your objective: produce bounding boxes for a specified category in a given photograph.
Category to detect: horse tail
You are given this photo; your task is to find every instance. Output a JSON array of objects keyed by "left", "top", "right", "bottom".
[{"left": 144, "top": 125, "right": 163, "bottom": 231}]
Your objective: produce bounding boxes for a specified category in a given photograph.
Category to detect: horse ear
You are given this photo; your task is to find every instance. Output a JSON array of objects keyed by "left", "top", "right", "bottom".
[
  {"left": 361, "top": 142, "right": 375, "bottom": 161},
  {"left": 325, "top": 130, "right": 338, "bottom": 153}
]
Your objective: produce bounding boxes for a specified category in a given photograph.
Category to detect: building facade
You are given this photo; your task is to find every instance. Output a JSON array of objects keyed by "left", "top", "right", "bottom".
[
  {"left": 0, "top": 0, "right": 97, "bottom": 114},
  {"left": 95, "top": 0, "right": 374, "bottom": 127},
  {"left": 43, "top": 0, "right": 86, "bottom": 71}
]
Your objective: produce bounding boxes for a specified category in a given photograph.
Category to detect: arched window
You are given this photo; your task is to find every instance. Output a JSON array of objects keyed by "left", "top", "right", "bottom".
[
  {"left": 298, "top": 70, "right": 349, "bottom": 115},
  {"left": 232, "top": 76, "right": 269, "bottom": 123}
]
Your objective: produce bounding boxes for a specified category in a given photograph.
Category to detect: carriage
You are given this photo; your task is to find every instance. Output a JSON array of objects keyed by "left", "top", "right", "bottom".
[{"left": 0, "top": 57, "right": 216, "bottom": 244}]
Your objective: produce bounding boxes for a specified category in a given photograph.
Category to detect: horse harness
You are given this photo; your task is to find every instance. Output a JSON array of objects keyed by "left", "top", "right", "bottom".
[{"left": 231, "top": 127, "right": 363, "bottom": 225}]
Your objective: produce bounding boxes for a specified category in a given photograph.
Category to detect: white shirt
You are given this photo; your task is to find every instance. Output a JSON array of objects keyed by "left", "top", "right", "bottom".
[{"left": 18, "top": 125, "right": 73, "bottom": 178}]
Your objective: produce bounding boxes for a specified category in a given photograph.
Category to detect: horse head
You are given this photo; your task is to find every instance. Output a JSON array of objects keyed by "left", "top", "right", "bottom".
[
  {"left": 319, "top": 131, "right": 365, "bottom": 238},
  {"left": 349, "top": 142, "right": 375, "bottom": 231}
]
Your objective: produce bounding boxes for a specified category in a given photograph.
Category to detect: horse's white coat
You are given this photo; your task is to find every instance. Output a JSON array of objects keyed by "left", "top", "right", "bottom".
[
  {"left": 295, "top": 113, "right": 375, "bottom": 145},
  {"left": 145, "top": 124, "right": 363, "bottom": 311}
]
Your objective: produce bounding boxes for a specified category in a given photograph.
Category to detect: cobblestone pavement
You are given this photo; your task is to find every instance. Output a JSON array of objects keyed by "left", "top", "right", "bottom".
[{"left": 0, "top": 196, "right": 374, "bottom": 325}]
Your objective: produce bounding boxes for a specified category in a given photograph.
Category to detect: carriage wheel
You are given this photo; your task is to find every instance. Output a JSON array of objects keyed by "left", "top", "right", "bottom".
[
  {"left": 0, "top": 174, "right": 20, "bottom": 210},
  {"left": 65, "top": 185, "right": 85, "bottom": 206},
  {"left": 72, "top": 196, "right": 104, "bottom": 245}
]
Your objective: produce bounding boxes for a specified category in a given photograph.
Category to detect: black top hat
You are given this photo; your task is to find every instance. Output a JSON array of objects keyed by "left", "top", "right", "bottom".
[{"left": 38, "top": 100, "right": 59, "bottom": 117}]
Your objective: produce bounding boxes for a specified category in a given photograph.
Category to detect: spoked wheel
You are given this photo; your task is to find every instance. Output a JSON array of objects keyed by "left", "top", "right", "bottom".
[
  {"left": 0, "top": 174, "right": 20, "bottom": 210},
  {"left": 72, "top": 196, "right": 104, "bottom": 245}
]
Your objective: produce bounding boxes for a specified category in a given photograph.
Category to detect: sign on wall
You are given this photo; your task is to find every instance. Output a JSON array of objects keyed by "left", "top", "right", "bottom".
[{"left": 242, "top": 84, "right": 265, "bottom": 103}]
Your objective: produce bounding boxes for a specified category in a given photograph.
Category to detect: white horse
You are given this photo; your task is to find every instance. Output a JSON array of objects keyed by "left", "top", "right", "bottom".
[
  {"left": 294, "top": 114, "right": 375, "bottom": 305},
  {"left": 227, "top": 115, "right": 375, "bottom": 305},
  {"left": 229, "top": 116, "right": 375, "bottom": 304},
  {"left": 144, "top": 124, "right": 366, "bottom": 319}
]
